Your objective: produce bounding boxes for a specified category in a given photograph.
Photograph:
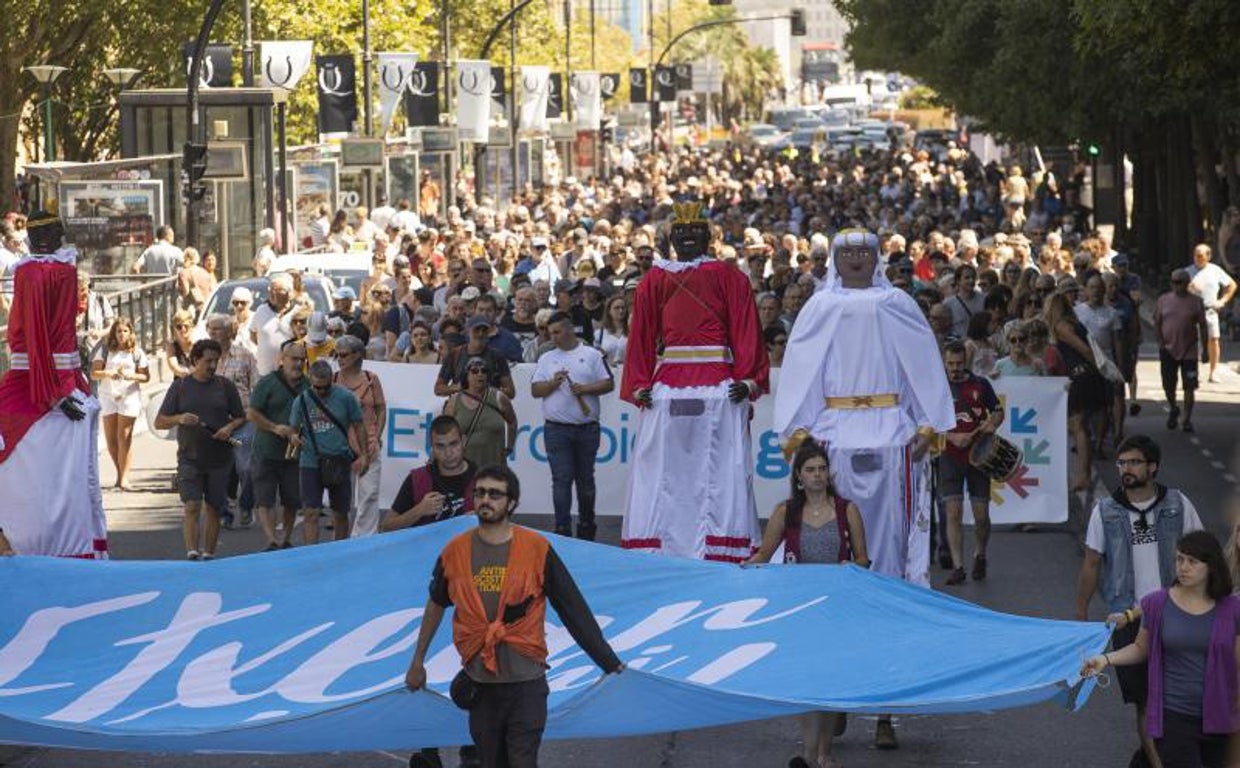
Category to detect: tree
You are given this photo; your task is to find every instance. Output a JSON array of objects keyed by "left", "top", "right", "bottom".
[{"left": 835, "top": 0, "right": 1240, "bottom": 276}]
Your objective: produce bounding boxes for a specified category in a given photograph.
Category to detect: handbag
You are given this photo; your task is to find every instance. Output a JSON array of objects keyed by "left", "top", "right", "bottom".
[
  {"left": 1086, "top": 334, "right": 1125, "bottom": 385},
  {"left": 449, "top": 669, "right": 481, "bottom": 710},
  {"left": 299, "top": 391, "right": 354, "bottom": 486}
]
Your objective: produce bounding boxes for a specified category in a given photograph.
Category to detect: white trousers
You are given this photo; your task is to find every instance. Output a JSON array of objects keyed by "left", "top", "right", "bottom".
[
  {"left": 621, "top": 382, "right": 760, "bottom": 561},
  {"left": 825, "top": 443, "right": 930, "bottom": 586},
  {"left": 0, "top": 393, "right": 108, "bottom": 558},
  {"left": 350, "top": 459, "right": 382, "bottom": 538}
]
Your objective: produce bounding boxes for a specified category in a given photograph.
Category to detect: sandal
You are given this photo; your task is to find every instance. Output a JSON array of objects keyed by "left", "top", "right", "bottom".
[{"left": 186, "top": 550, "right": 200, "bottom": 561}]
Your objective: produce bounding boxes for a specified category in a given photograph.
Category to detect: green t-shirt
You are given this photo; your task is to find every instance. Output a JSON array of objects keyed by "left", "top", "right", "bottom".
[
  {"left": 288, "top": 385, "right": 363, "bottom": 469},
  {"left": 249, "top": 370, "right": 308, "bottom": 462}
]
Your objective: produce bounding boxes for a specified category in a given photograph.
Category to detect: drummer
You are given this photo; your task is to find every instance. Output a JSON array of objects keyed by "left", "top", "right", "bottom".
[{"left": 940, "top": 340, "right": 1004, "bottom": 586}]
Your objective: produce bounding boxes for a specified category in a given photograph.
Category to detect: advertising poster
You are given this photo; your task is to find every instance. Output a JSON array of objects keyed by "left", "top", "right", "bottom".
[
  {"left": 292, "top": 159, "right": 338, "bottom": 248},
  {"left": 58, "top": 180, "right": 164, "bottom": 253}
]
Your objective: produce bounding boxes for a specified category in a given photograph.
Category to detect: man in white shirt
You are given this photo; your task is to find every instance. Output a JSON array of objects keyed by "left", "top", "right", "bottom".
[
  {"left": 251, "top": 274, "right": 294, "bottom": 375},
  {"left": 1186, "top": 242, "right": 1237, "bottom": 382},
  {"left": 1075, "top": 434, "right": 1202, "bottom": 767},
  {"left": 369, "top": 193, "right": 396, "bottom": 233},
  {"left": 531, "top": 311, "right": 614, "bottom": 541},
  {"left": 528, "top": 237, "right": 562, "bottom": 291},
  {"left": 131, "top": 226, "right": 183, "bottom": 275}
]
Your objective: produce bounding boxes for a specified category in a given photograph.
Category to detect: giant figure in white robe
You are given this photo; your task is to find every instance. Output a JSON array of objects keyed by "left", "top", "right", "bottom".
[{"left": 773, "top": 229, "right": 954, "bottom": 584}]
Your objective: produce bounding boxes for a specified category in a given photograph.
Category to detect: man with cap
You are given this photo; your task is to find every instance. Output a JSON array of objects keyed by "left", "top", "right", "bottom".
[
  {"left": 0, "top": 210, "right": 107, "bottom": 558},
  {"left": 621, "top": 203, "right": 769, "bottom": 562},
  {"left": 774, "top": 228, "right": 955, "bottom": 749},
  {"left": 329, "top": 285, "right": 360, "bottom": 324},
  {"left": 435, "top": 315, "right": 516, "bottom": 400}
]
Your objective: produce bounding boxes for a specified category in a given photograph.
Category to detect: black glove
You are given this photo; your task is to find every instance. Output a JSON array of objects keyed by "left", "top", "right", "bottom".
[
  {"left": 635, "top": 388, "right": 653, "bottom": 407},
  {"left": 728, "top": 381, "right": 752, "bottom": 403},
  {"left": 56, "top": 397, "right": 86, "bottom": 422}
]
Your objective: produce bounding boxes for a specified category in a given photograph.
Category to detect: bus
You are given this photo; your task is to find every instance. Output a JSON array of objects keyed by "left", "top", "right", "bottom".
[{"left": 801, "top": 42, "right": 842, "bottom": 88}]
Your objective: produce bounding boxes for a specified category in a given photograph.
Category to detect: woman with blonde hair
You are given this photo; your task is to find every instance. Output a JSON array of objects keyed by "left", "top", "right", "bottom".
[
  {"left": 166, "top": 308, "right": 196, "bottom": 378},
  {"left": 92, "top": 317, "right": 150, "bottom": 490}
]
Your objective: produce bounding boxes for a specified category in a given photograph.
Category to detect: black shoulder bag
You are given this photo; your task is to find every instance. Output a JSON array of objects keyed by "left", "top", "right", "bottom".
[{"left": 299, "top": 390, "right": 355, "bottom": 486}]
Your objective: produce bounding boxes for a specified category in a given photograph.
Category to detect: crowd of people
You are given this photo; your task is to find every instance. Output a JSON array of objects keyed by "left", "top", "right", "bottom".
[{"left": 3, "top": 134, "right": 1240, "bottom": 768}]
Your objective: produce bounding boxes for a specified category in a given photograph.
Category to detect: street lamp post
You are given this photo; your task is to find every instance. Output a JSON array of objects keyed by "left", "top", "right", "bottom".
[
  {"left": 362, "top": 0, "right": 374, "bottom": 208},
  {"left": 24, "top": 65, "right": 68, "bottom": 163}
]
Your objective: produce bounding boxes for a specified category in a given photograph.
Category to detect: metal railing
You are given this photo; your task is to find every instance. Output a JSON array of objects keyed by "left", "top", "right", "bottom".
[{"left": 0, "top": 274, "right": 180, "bottom": 377}]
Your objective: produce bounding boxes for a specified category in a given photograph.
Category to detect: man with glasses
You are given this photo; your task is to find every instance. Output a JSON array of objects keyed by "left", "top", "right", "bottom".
[
  {"left": 247, "top": 340, "right": 308, "bottom": 551},
  {"left": 435, "top": 315, "right": 516, "bottom": 399},
  {"left": 527, "top": 237, "right": 563, "bottom": 288},
  {"left": 1075, "top": 434, "right": 1203, "bottom": 767},
  {"left": 287, "top": 360, "right": 368, "bottom": 544},
  {"left": 1154, "top": 269, "right": 1209, "bottom": 432},
  {"left": 404, "top": 464, "right": 622, "bottom": 768}
]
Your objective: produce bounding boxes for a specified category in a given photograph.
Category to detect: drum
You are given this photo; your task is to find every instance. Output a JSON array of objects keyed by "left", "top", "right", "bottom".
[
  {"left": 968, "top": 433, "right": 1023, "bottom": 482},
  {"left": 143, "top": 387, "right": 178, "bottom": 441}
]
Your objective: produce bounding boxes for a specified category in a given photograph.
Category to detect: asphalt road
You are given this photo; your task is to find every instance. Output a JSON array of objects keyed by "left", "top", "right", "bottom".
[{"left": 3, "top": 344, "right": 1237, "bottom": 768}]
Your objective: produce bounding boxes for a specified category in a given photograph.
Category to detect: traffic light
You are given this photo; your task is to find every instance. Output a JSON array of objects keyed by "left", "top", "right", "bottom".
[
  {"left": 601, "top": 121, "right": 614, "bottom": 143},
  {"left": 183, "top": 141, "right": 209, "bottom": 202},
  {"left": 790, "top": 8, "right": 807, "bottom": 36},
  {"left": 1087, "top": 143, "right": 1101, "bottom": 157}
]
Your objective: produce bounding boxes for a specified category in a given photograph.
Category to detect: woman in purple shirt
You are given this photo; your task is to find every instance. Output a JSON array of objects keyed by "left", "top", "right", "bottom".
[{"left": 1083, "top": 531, "right": 1240, "bottom": 767}]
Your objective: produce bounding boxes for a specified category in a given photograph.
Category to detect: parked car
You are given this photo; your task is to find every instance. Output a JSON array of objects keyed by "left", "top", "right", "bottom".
[
  {"left": 193, "top": 273, "right": 333, "bottom": 339},
  {"left": 745, "top": 123, "right": 785, "bottom": 148}
]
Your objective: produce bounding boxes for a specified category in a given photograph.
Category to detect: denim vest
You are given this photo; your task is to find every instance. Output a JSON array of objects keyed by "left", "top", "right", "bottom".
[{"left": 1096, "top": 485, "right": 1184, "bottom": 613}]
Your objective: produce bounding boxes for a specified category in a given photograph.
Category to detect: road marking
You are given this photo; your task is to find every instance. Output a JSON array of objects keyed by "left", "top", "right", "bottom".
[
  {"left": 375, "top": 750, "right": 407, "bottom": 764},
  {"left": 1225, "top": 473, "right": 1238, "bottom": 485},
  {"left": 1212, "top": 460, "right": 1227, "bottom": 470},
  {"left": 1201, "top": 448, "right": 1214, "bottom": 459},
  {"left": 1190, "top": 436, "right": 1201, "bottom": 446}
]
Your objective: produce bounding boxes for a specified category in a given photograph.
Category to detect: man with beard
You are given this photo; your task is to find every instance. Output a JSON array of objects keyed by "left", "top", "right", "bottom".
[
  {"left": 1075, "top": 434, "right": 1203, "bottom": 768},
  {"left": 404, "top": 464, "right": 622, "bottom": 768},
  {"left": 774, "top": 228, "right": 954, "bottom": 750}
]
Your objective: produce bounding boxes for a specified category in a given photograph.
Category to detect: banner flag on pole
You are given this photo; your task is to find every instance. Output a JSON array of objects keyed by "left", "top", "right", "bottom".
[
  {"left": 181, "top": 43, "right": 234, "bottom": 89},
  {"left": 519, "top": 66, "right": 551, "bottom": 134},
  {"left": 655, "top": 65, "right": 676, "bottom": 102},
  {"left": 600, "top": 73, "right": 620, "bottom": 101},
  {"left": 256, "top": 41, "right": 313, "bottom": 91},
  {"left": 377, "top": 52, "right": 419, "bottom": 135},
  {"left": 546, "top": 73, "right": 564, "bottom": 119},
  {"left": 571, "top": 71, "right": 602, "bottom": 130},
  {"left": 455, "top": 59, "right": 492, "bottom": 143},
  {"left": 316, "top": 54, "right": 358, "bottom": 134},
  {"left": 403, "top": 62, "right": 441, "bottom": 128},
  {"left": 629, "top": 68, "right": 648, "bottom": 103},
  {"left": 0, "top": 516, "right": 1109, "bottom": 753}
]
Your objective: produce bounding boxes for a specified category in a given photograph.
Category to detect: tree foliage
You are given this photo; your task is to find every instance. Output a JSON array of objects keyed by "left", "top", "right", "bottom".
[{"left": 836, "top": 0, "right": 1240, "bottom": 273}]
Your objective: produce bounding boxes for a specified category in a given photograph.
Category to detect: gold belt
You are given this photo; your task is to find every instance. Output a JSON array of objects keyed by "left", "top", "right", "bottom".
[{"left": 824, "top": 393, "right": 900, "bottom": 410}]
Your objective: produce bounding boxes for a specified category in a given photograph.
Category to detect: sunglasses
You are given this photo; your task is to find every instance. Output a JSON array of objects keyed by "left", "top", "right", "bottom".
[
  {"left": 474, "top": 487, "right": 508, "bottom": 500},
  {"left": 231, "top": 300, "right": 249, "bottom": 306},
  {"left": 175, "top": 323, "right": 190, "bottom": 330},
  {"left": 1008, "top": 335, "right": 1028, "bottom": 343}
]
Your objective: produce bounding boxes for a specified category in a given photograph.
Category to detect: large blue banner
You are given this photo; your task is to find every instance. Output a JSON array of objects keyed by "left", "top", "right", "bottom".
[{"left": 0, "top": 518, "right": 1109, "bottom": 753}]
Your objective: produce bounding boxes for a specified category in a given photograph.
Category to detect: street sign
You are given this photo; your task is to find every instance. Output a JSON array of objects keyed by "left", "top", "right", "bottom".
[
  {"left": 340, "top": 138, "right": 385, "bottom": 169},
  {"left": 420, "top": 127, "right": 458, "bottom": 153},
  {"left": 692, "top": 59, "right": 724, "bottom": 94},
  {"left": 203, "top": 141, "right": 248, "bottom": 181}
]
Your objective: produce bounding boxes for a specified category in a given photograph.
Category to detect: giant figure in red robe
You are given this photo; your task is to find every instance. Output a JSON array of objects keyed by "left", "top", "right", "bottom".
[
  {"left": 619, "top": 205, "right": 769, "bottom": 560},
  {"left": 0, "top": 212, "right": 108, "bottom": 558}
]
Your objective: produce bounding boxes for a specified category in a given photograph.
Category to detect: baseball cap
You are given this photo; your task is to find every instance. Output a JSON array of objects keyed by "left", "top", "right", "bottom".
[
  {"left": 555, "top": 278, "right": 578, "bottom": 294},
  {"left": 582, "top": 277, "right": 603, "bottom": 291},
  {"left": 332, "top": 286, "right": 357, "bottom": 301},
  {"left": 1112, "top": 253, "right": 1130, "bottom": 268},
  {"left": 531, "top": 236, "right": 549, "bottom": 249},
  {"left": 307, "top": 312, "right": 328, "bottom": 343},
  {"left": 465, "top": 314, "right": 493, "bottom": 330}
]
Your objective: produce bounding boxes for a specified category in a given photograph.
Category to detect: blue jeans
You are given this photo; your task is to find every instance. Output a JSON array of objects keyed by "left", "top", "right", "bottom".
[{"left": 543, "top": 421, "right": 600, "bottom": 530}]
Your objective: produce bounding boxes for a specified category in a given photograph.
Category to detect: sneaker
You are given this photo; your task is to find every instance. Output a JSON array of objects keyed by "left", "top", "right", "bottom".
[
  {"left": 972, "top": 555, "right": 987, "bottom": 581},
  {"left": 238, "top": 510, "right": 254, "bottom": 528},
  {"left": 553, "top": 524, "right": 573, "bottom": 538},
  {"left": 874, "top": 718, "right": 898, "bottom": 750},
  {"left": 220, "top": 514, "right": 235, "bottom": 530},
  {"left": 201, "top": 553, "right": 216, "bottom": 561},
  {"left": 280, "top": 541, "right": 293, "bottom": 549},
  {"left": 946, "top": 567, "right": 967, "bottom": 586},
  {"left": 263, "top": 542, "right": 280, "bottom": 552},
  {"left": 186, "top": 550, "right": 200, "bottom": 561},
  {"left": 1182, "top": 420, "right": 1195, "bottom": 433},
  {"left": 576, "top": 523, "right": 597, "bottom": 542}
]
